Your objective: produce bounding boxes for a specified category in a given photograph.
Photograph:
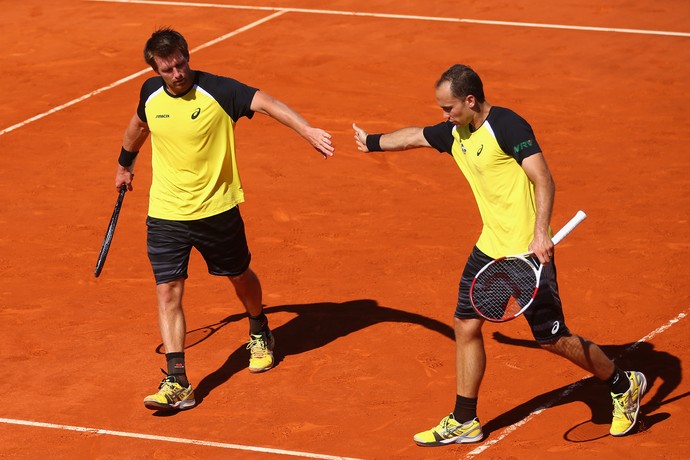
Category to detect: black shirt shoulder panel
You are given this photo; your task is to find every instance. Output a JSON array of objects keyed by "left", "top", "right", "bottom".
[
  {"left": 488, "top": 106, "right": 541, "bottom": 163},
  {"left": 196, "top": 71, "right": 258, "bottom": 122},
  {"left": 137, "top": 76, "right": 165, "bottom": 122},
  {"left": 423, "top": 121, "right": 454, "bottom": 154}
]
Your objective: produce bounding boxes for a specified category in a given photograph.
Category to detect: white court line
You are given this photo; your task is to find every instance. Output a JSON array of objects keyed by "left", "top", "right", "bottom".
[
  {"left": 2, "top": 2, "right": 687, "bottom": 456},
  {"left": 2, "top": 311, "right": 684, "bottom": 458},
  {"left": 0, "top": 417, "right": 361, "bottom": 460},
  {"left": 0, "top": 68, "right": 148, "bottom": 137},
  {"left": 93, "top": 0, "right": 690, "bottom": 37},
  {"left": 0, "top": 10, "right": 286, "bottom": 137},
  {"left": 3, "top": 1, "right": 687, "bottom": 137},
  {"left": 466, "top": 309, "right": 689, "bottom": 457}
]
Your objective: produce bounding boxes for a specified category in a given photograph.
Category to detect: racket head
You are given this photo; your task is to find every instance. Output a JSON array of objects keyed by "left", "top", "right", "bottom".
[{"left": 470, "top": 254, "right": 542, "bottom": 322}]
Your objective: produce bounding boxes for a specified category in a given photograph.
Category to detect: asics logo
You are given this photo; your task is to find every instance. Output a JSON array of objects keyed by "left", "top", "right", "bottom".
[
  {"left": 476, "top": 144, "right": 484, "bottom": 156},
  {"left": 191, "top": 108, "right": 201, "bottom": 119},
  {"left": 551, "top": 321, "right": 560, "bottom": 334}
]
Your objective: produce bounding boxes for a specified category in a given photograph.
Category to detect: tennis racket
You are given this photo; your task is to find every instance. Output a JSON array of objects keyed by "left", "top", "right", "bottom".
[
  {"left": 94, "top": 184, "right": 127, "bottom": 278},
  {"left": 469, "top": 210, "right": 587, "bottom": 322}
]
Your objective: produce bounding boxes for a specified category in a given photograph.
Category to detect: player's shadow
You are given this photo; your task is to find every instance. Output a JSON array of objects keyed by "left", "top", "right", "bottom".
[
  {"left": 157, "top": 299, "right": 454, "bottom": 409},
  {"left": 483, "top": 331, "right": 684, "bottom": 441}
]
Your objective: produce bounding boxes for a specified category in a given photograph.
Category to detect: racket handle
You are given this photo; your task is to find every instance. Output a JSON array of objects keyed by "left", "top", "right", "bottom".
[{"left": 552, "top": 210, "right": 587, "bottom": 246}]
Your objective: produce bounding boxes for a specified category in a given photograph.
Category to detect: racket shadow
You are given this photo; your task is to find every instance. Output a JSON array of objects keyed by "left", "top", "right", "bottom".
[
  {"left": 188, "top": 299, "right": 455, "bottom": 407},
  {"left": 483, "top": 331, "right": 684, "bottom": 440},
  {"left": 154, "top": 313, "right": 247, "bottom": 354}
]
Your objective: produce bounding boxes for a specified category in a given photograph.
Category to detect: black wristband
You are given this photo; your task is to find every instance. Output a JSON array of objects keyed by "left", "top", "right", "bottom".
[
  {"left": 365, "top": 134, "right": 383, "bottom": 152},
  {"left": 118, "top": 146, "right": 139, "bottom": 167}
]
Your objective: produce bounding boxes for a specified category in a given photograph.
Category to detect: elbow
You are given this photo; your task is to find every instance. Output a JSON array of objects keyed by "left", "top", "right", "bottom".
[
  {"left": 401, "top": 137, "right": 421, "bottom": 150},
  {"left": 135, "top": 120, "right": 150, "bottom": 138},
  {"left": 546, "top": 175, "right": 555, "bottom": 193}
]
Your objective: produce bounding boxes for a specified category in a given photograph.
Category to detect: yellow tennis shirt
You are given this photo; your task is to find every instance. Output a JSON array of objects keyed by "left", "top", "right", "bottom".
[
  {"left": 137, "top": 71, "right": 258, "bottom": 220},
  {"left": 423, "top": 107, "right": 544, "bottom": 258}
]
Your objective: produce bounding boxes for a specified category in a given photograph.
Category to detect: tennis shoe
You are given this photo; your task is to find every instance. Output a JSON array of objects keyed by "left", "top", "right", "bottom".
[
  {"left": 413, "top": 414, "right": 483, "bottom": 446},
  {"left": 144, "top": 375, "right": 196, "bottom": 411},
  {"left": 610, "top": 371, "right": 647, "bottom": 436},
  {"left": 247, "top": 331, "right": 275, "bottom": 373}
]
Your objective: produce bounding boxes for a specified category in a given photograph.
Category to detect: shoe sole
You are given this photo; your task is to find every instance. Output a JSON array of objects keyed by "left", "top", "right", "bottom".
[
  {"left": 248, "top": 362, "right": 274, "bottom": 373},
  {"left": 144, "top": 398, "right": 196, "bottom": 411},
  {"left": 414, "top": 431, "right": 484, "bottom": 447},
  {"left": 611, "top": 373, "right": 647, "bottom": 437}
]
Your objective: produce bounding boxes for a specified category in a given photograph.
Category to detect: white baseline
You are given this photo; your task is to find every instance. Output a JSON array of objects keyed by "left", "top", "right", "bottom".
[
  {"left": 0, "top": 417, "right": 361, "bottom": 460},
  {"left": 93, "top": 0, "right": 690, "bottom": 37}
]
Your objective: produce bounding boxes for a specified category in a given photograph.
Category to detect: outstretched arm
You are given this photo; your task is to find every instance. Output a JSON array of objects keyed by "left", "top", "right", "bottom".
[
  {"left": 352, "top": 123, "right": 431, "bottom": 152},
  {"left": 250, "top": 90, "right": 334, "bottom": 159},
  {"left": 522, "top": 153, "right": 555, "bottom": 264}
]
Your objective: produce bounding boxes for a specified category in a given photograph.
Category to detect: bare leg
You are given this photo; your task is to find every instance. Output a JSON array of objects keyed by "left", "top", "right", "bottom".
[
  {"left": 229, "top": 267, "right": 263, "bottom": 316},
  {"left": 540, "top": 333, "right": 615, "bottom": 380},
  {"left": 454, "top": 317, "right": 487, "bottom": 397},
  {"left": 144, "top": 278, "right": 196, "bottom": 410},
  {"left": 412, "top": 317, "right": 487, "bottom": 445},
  {"left": 231, "top": 267, "right": 274, "bottom": 372},
  {"left": 156, "top": 278, "right": 186, "bottom": 353}
]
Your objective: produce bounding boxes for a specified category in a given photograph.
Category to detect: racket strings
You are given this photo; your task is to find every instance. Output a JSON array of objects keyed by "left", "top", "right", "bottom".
[{"left": 472, "top": 257, "right": 538, "bottom": 320}]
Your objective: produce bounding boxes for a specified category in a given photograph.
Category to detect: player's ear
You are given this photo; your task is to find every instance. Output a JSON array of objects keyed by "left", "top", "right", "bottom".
[{"left": 465, "top": 94, "right": 476, "bottom": 108}]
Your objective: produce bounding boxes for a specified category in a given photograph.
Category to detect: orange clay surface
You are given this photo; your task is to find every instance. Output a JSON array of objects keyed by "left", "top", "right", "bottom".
[{"left": 1, "top": 1, "right": 689, "bottom": 459}]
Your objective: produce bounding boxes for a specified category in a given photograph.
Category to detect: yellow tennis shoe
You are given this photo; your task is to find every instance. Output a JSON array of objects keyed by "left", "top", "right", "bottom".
[
  {"left": 610, "top": 371, "right": 647, "bottom": 436},
  {"left": 247, "top": 332, "right": 275, "bottom": 373},
  {"left": 414, "top": 414, "right": 483, "bottom": 446},
  {"left": 143, "top": 375, "right": 196, "bottom": 411}
]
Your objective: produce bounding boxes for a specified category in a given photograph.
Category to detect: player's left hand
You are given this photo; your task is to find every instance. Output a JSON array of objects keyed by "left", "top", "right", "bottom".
[{"left": 529, "top": 231, "right": 554, "bottom": 264}]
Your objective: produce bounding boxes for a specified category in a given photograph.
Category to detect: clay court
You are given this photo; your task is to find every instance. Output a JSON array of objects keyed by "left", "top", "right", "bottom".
[{"left": 1, "top": 0, "right": 689, "bottom": 458}]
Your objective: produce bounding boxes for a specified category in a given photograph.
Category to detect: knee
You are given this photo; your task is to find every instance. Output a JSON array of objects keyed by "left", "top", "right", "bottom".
[
  {"left": 156, "top": 280, "right": 184, "bottom": 310},
  {"left": 230, "top": 267, "right": 258, "bottom": 287},
  {"left": 539, "top": 340, "right": 556, "bottom": 353},
  {"left": 454, "top": 317, "right": 483, "bottom": 343},
  {"left": 539, "top": 335, "right": 567, "bottom": 355}
]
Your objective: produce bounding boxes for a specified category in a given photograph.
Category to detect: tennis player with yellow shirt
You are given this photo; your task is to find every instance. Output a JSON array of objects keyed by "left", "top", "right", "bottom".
[
  {"left": 114, "top": 27, "right": 334, "bottom": 411},
  {"left": 353, "top": 64, "right": 645, "bottom": 445}
]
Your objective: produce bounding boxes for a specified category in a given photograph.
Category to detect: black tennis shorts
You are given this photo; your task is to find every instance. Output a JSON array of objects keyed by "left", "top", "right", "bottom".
[
  {"left": 146, "top": 206, "right": 251, "bottom": 285},
  {"left": 455, "top": 246, "right": 570, "bottom": 343}
]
